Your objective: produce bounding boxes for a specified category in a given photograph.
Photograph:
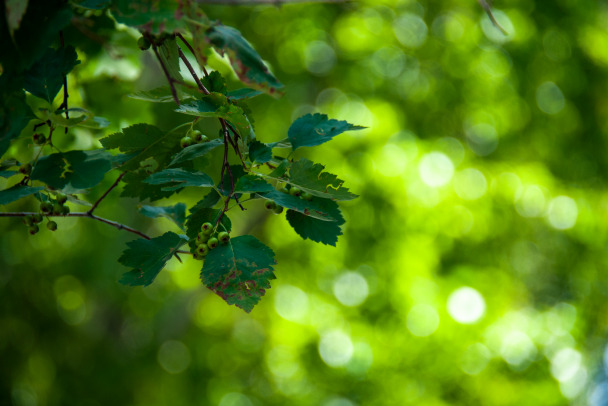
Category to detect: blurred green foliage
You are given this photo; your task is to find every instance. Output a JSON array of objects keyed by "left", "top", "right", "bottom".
[{"left": 2, "top": 0, "right": 608, "bottom": 405}]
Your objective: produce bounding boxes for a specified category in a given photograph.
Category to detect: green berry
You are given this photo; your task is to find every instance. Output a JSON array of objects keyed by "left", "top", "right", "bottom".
[
  {"left": 196, "top": 244, "right": 209, "bottom": 256},
  {"left": 56, "top": 193, "right": 68, "bottom": 204},
  {"left": 19, "top": 163, "right": 32, "bottom": 176},
  {"left": 47, "top": 221, "right": 57, "bottom": 231},
  {"left": 28, "top": 225, "right": 39, "bottom": 235},
  {"left": 33, "top": 133, "right": 47, "bottom": 145},
  {"left": 40, "top": 202, "right": 53, "bottom": 214},
  {"left": 137, "top": 36, "right": 151, "bottom": 50},
  {"left": 193, "top": 252, "right": 205, "bottom": 260},
  {"left": 273, "top": 205, "right": 284, "bottom": 215},
  {"left": 180, "top": 136, "right": 193, "bottom": 149},
  {"left": 264, "top": 200, "right": 276, "bottom": 210},
  {"left": 197, "top": 232, "right": 209, "bottom": 243},
  {"left": 23, "top": 215, "right": 34, "bottom": 226},
  {"left": 207, "top": 237, "right": 219, "bottom": 249},
  {"left": 201, "top": 222, "right": 213, "bottom": 234},
  {"left": 279, "top": 187, "right": 290, "bottom": 194},
  {"left": 289, "top": 187, "right": 302, "bottom": 197},
  {"left": 61, "top": 205, "right": 70, "bottom": 215},
  {"left": 32, "top": 214, "right": 43, "bottom": 224},
  {"left": 218, "top": 231, "right": 230, "bottom": 244},
  {"left": 301, "top": 192, "right": 313, "bottom": 201},
  {"left": 52, "top": 203, "right": 63, "bottom": 215}
]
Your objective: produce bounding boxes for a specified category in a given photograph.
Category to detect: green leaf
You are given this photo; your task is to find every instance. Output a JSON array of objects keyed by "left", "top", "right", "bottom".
[
  {"left": 0, "top": 3, "right": 72, "bottom": 72},
  {"left": 100, "top": 123, "right": 183, "bottom": 171},
  {"left": 38, "top": 108, "right": 109, "bottom": 129},
  {"left": 260, "top": 190, "right": 338, "bottom": 222},
  {"left": 111, "top": 0, "right": 189, "bottom": 35},
  {"left": 118, "top": 232, "right": 187, "bottom": 287},
  {"left": 6, "top": 0, "right": 28, "bottom": 36},
  {"left": 288, "top": 159, "right": 357, "bottom": 201},
  {"left": 248, "top": 140, "right": 272, "bottom": 164},
  {"left": 0, "top": 185, "right": 44, "bottom": 205},
  {"left": 139, "top": 203, "right": 186, "bottom": 231},
  {"left": 234, "top": 175, "right": 274, "bottom": 194},
  {"left": 175, "top": 92, "right": 252, "bottom": 139},
  {"left": 23, "top": 46, "right": 80, "bottom": 104},
  {"left": 129, "top": 87, "right": 195, "bottom": 103},
  {"left": 201, "top": 71, "right": 227, "bottom": 94},
  {"left": 288, "top": 113, "right": 365, "bottom": 150},
  {"left": 0, "top": 170, "right": 17, "bottom": 178},
  {"left": 201, "top": 235, "right": 276, "bottom": 313},
  {"left": 73, "top": 0, "right": 111, "bottom": 10},
  {"left": 31, "top": 150, "right": 112, "bottom": 190},
  {"left": 205, "top": 24, "right": 283, "bottom": 95},
  {"left": 144, "top": 168, "right": 213, "bottom": 191},
  {"left": 227, "top": 88, "right": 263, "bottom": 101},
  {"left": 191, "top": 190, "right": 221, "bottom": 212},
  {"left": 121, "top": 169, "right": 175, "bottom": 202},
  {"left": 169, "top": 138, "right": 222, "bottom": 166},
  {"left": 158, "top": 38, "right": 182, "bottom": 82},
  {"left": 286, "top": 199, "right": 345, "bottom": 246},
  {"left": 0, "top": 74, "right": 35, "bottom": 158},
  {"left": 186, "top": 208, "right": 231, "bottom": 240}
]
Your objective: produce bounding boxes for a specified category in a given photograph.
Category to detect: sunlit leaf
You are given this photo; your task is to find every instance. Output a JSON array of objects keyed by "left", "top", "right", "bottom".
[
  {"left": 288, "top": 113, "right": 365, "bottom": 150},
  {"left": 286, "top": 199, "right": 345, "bottom": 246},
  {"left": 201, "top": 235, "right": 276, "bottom": 312}
]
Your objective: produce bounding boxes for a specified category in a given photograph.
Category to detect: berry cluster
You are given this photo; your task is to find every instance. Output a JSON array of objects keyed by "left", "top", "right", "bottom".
[
  {"left": 191, "top": 222, "right": 230, "bottom": 261},
  {"left": 180, "top": 129, "right": 209, "bottom": 149}
]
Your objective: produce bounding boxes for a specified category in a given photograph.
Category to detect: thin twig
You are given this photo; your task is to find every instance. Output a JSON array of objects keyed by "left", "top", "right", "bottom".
[
  {"left": 176, "top": 33, "right": 209, "bottom": 77},
  {"left": 88, "top": 171, "right": 127, "bottom": 214},
  {"left": 152, "top": 44, "right": 180, "bottom": 105},
  {"left": 177, "top": 46, "right": 210, "bottom": 95}
]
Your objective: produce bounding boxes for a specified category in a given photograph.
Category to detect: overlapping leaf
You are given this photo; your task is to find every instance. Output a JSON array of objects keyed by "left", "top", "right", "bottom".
[
  {"left": 139, "top": 203, "right": 186, "bottom": 230},
  {"left": 121, "top": 169, "right": 175, "bottom": 202},
  {"left": 286, "top": 199, "right": 345, "bottom": 246},
  {"left": 288, "top": 113, "right": 365, "bottom": 150},
  {"left": 175, "top": 92, "right": 252, "bottom": 139},
  {"left": 201, "top": 235, "right": 276, "bottom": 312},
  {"left": 248, "top": 140, "right": 272, "bottom": 164},
  {"left": 259, "top": 190, "right": 338, "bottom": 222},
  {"left": 31, "top": 150, "right": 112, "bottom": 190},
  {"left": 144, "top": 168, "right": 213, "bottom": 191},
  {"left": 0, "top": 185, "right": 44, "bottom": 206},
  {"left": 0, "top": 74, "right": 35, "bottom": 158},
  {"left": 233, "top": 175, "right": 274, "bottom": 194},
  {"left": 118, "top": 232, "right": 187, "bottom": 286},
  {"left": 205, "top": 24, "right": 283, "bottom": 95},
  {"left": 100, "top": 124, "right": 183, "bottom": 171},
  {"left": 111, "top": 0, "right": 188, "bottom": 35},
  {"left": 158, "top": 38, "right": 182, "bottom": 82},
  {"left": 24, "top": 46, "right": 80, "bottom": 104},
  {"left": 288, "top": 159, "right": 357, "bottom": 201},
  {"left": 170, "top": 138, "right": 222, "bottom": 166}
]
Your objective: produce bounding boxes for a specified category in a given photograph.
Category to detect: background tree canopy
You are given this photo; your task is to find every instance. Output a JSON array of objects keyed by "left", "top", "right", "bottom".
[{"left": 2, "top": 0, "right": 608, "bottom": 405}]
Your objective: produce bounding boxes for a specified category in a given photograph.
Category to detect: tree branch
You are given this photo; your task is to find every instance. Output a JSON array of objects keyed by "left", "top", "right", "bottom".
[
  {"left": 151, "top": 43, "right": 180, "bottom": 105},
  {"left": 88, "top": 171, "right": 127, "bottom": 215}
]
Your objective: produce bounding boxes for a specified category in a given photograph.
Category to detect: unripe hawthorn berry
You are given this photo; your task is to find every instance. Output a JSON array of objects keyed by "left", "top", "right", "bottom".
[
  {"left": 23, "top": 215, "right": 34, "bottom": 226},
  {"left": 19, "top": 163, "right": 32, "bottom": 176},
  {"left": 289, "top": 187, "right": 302, "bottom": 197},
  {"left": 52, "top": 203, "right": 63, "bottom": 215},
  {"left": 264, "top": 200, "right": 276, "bottom": 210},
  {"left": 196, "top": 244, "right": 209, "bottom": 256},
  {"left": 32, "top": 133, "right": 47, "bottom": 145},
  {"left": 207, "top": 237, "right": 219, "bottom": 249},
  {"left": 61, "top": 205, "right": 70, "bottom": 215},
  {"left": 197, "top": 232, "right": 209, "bottom": 244},
  {"left": 279, "top": 187, "right": 290, "bottom": 194},
  {"left": 137, "top": 36, "right": 151, "bottom": 50},
  {"left": 201, "top": 222, "right": 213, "bottom": 234},
  {"left": 218, "top": 231, "right": 230, "bottom": 244},
  {"left": 301, "top": 192, "right": 313, "bottom": 201},
  {"left": 180, "top": 136, "right": 193, "bottom": 149},
  {"left": 40, "top": 202, "right": 53, "bottom": 214},
  {"left": 28, "top": 225, "right": 39, "bottom": 235},
  {"left": 56, "top": 193, "right": 68, "bottom": 204},
  {"left": 47, "top": 221, "right": 58, "bottom": 231},
  {"left": 273, "top": 206, "right": 284, "bottom": 215},
  {"left": 32, "top": 214, "right": 43, "bottom": 224}
]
